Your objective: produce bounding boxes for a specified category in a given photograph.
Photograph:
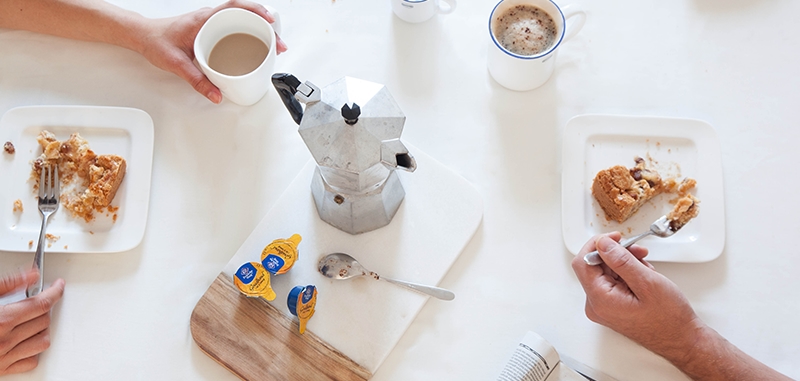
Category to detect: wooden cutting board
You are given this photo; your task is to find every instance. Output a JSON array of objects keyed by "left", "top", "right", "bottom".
[
  {"left": 191, "top": 273, "right": 371, "bottom": 380},
  {"left": 190, "top": 146, "right": 483, "bottom": 380}
]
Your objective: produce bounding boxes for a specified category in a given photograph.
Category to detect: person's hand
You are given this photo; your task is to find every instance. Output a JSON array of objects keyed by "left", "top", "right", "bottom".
[
  {"left": 134, "top": 0, "right": 288, "bottom": 104},
  {"left": 571, "top": 232, "right": 705, "bottom": 360},
  {"left": 0, "top": 269, "right": 65, "bottom": 375}
]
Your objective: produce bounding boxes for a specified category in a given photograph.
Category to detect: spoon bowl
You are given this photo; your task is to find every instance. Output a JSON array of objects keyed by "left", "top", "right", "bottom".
[{"left": 318, "top": 252, "right": 455, "bottom": 301}]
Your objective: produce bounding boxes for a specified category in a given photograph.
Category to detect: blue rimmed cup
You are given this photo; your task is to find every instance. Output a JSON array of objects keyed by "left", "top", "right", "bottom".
[{"left": 487, "top": 0, "right": 586, "bottom": 91}]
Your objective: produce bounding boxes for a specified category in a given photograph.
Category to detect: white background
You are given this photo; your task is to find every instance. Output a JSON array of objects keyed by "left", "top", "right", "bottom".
[{"left": 1, "top": 0, "right": 798, "bottom": 379}]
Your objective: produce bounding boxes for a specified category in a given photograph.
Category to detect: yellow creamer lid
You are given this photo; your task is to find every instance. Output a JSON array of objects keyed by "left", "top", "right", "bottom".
[
  {"left": 233, "top": 262, "right": 276, "bottom": 301},
  {"left": 261, "top": 234, "right": 302, "bottom": 275}
]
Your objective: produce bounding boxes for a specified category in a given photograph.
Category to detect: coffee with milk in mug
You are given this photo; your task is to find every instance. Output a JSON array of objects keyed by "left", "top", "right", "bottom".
[
  {"left": 208, "top": 33, "right": 269, "bottom": 76},
  {"left": 492, "top": 4, "right": 557, "bottom": 56}
]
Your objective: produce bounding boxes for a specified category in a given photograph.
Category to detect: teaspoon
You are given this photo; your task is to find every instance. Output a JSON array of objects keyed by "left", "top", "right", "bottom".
[{"left": 318, "top": 252, "right": 455, "bottom": 301}]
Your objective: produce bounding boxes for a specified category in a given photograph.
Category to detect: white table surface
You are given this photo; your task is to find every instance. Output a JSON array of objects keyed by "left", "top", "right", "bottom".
[{"left": 1, "top": 0, "right": 799, "bottom": 380}]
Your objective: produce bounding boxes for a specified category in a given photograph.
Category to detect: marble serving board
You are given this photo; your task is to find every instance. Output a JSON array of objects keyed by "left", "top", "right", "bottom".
[{"left": 191, "top": 146, "right": 483, "bottom": 379}]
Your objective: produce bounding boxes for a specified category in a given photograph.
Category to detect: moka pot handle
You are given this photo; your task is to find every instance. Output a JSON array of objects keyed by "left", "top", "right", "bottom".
[{"left": 271, "top": 73, "right": 304, "bottom": 125}]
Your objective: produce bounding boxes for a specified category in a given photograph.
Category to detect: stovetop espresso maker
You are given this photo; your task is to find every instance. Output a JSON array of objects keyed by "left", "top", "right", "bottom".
[{"left": 272, "top": 73, "right": 416, "bottom": 234}]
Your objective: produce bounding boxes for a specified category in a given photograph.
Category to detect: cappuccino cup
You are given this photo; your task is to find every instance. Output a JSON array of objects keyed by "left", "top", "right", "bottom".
[
  {"left": 487, "top": 0, "right": 586, "bottom": 91},
  {"left": 391, "top": 0, "right": 456, "bottom": 24},
  {"left": 194, "top": 7, "right": 282, "bottom": 106}
]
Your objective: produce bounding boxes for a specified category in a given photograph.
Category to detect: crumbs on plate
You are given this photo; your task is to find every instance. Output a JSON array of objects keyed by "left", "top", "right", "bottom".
[
  {"left": 13, "top": 199, "right": 23, "bottom": 213},
  {"left": 3, "top": 141, "right": 14, "bottom": 154},
  {"left": 31, "top": 130, "right": 127, "bottom": 222}
]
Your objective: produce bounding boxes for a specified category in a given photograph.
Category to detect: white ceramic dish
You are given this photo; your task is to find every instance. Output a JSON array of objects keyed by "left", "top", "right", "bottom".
[
  {"left": 0, "top": 106, "right": 154, "bottom": 253},
  {"left": 562, "top": 114, "right": 725, "bottom": 263}
]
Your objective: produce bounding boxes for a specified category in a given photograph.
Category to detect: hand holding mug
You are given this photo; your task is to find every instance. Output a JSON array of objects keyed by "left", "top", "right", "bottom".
[
  {"left": 139, "top": 0, "right": 287, "bottom": 104},
  {"left": 194, "top": 4, "right": 286, "bottom": 106}
]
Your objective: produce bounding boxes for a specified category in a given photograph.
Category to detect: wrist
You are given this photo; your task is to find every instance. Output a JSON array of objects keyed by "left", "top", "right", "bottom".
[
  {"left": 666, "top": 322, "right": 716, "bottom": 368},
  {"left": 651, "top": 317, "right": 710, "bottom": 368},
  {"left": 108, "top": 10, "right": 149, "bottom": 55}
]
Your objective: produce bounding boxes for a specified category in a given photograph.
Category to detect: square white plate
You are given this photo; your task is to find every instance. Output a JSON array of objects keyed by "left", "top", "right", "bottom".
[
  {"left": 0, "top": 106, "right": 154, "bottom": 253},
  {"left": 562, "top": 114, "right": 725, "bottom": 263}
]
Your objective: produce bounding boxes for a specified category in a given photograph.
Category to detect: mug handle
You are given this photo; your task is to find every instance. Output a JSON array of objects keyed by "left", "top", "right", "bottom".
[
  {"left": 438, "top": 0, "right": 457, "bottom": 14},
  {"left": 561, "top": 5, "right": 586, "bottom": 42},
  {"left": 265, "top": 5, "right": 282, "bottom": 35}
]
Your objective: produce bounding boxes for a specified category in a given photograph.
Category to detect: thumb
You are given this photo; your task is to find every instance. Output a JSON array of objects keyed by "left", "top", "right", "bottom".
[
  {"left": 0, "top": 269, "right": 38, "bottom": 296},
  {"left": 596, "top": 236, "right": 651, "bottom": 290}
]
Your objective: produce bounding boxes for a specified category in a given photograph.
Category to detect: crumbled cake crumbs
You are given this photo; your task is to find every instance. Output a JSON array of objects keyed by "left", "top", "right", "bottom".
[
  {"left": 593, "top": 156, "right": 699, "bottom": 223},
  {"left": 45, "top": 233, "right": 60, "bottom": 242},
  {"left": 13, "top": 199, "right": 23, "bottom": 213},
  {"left": 31, "top": 131, "right": 126, "bottom": 222},
  {"left": 112, "top": 214, "right": 118, "bottom": 223},
  {"left": 3, "top": 141, "right": 14, "bottom": 154},
  {"left": 668, "top": 195, "right": 700, "bottom": 231},
  {"left": 64, "top": 245, "right": 68, "bottom": 249},
  {"left": 676, "top": 178, "right": 696, "bottom": 196},
  {"left": 28, "top": 240, "right": 33, "bottom": 248}
]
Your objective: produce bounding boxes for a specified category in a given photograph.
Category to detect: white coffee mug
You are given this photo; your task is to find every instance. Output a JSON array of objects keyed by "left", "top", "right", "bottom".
[
  {"left": 194, "top": 7, "right": 282, "bottom": 106},
  {"left": 391, "top": 0, "right": 457, "bottom": 24},
  {"left": 487, "top": 0, "right": 585, "bottom": 91}
]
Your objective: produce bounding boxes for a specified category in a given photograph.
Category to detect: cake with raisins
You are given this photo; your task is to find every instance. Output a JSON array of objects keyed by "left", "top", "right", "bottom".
[{"left": 591, "top": 157, "right": 664, "bottom": 223}]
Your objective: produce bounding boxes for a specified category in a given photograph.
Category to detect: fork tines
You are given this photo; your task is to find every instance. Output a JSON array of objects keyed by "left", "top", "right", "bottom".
[{"left": 39, "top": 164, "right": 60, "bottom": 204}]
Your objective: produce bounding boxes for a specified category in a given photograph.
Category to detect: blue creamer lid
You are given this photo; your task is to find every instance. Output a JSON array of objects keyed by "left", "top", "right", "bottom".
[
  {"left": 287, "top": 285, "right": 317, "bottom": 334},
  {"left": 287, "top": 285, "right": 304, "bottom": 316}
]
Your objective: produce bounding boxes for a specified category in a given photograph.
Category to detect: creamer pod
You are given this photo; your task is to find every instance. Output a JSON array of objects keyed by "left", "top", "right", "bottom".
[
  {"left": 261, "top": 234, "right": 302, "bottom": 275},
  {"left": 233, "top": 262, "right": 276, "bottom": 301},
  {"left": 287, "top": 285, "right": 317, "bottom": 334}
]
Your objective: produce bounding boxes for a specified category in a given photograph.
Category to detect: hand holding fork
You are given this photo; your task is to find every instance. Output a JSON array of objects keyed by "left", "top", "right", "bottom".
[{"left": 26, "top": 164, "right": 60, "bottom": 298}]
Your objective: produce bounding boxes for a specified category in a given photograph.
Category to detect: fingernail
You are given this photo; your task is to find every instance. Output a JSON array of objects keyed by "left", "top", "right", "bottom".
[
  {"left": 597, "top": 236, "right": 616, "bottom": 252},
  {"left": 208, "top": 92, "right": 222, "bottom": 104}
]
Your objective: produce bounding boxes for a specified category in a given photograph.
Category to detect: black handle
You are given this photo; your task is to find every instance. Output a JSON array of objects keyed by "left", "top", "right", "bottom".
[{"left": 271, "top": 73, "right": 304, "bottom": 125}]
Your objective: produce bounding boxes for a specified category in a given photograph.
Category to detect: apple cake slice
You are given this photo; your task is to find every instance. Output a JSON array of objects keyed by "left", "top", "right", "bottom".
[{"left": 591, "top": 157, "right": 664, "bottom": 223}]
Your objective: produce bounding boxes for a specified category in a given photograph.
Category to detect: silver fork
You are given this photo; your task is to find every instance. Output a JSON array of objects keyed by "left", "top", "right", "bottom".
[
  {"left": 26, "top": 164, "right": 60, "bottom": 297},
  {"left": 583, "top": 215, "right": 676, "bottom": 266}
]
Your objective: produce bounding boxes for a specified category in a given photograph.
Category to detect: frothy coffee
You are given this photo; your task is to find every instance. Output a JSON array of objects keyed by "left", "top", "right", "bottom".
[{"left": 493, "top": 5, "right": 557, "bottom": 56}]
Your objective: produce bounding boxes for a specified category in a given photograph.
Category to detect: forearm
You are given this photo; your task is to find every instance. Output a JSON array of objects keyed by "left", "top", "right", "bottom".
[
  {"left": 665, "top": 325, "right": 792, "bottom": 381},
  {"left": 0, "top": 0, "right": 147, "bottom": 53}
]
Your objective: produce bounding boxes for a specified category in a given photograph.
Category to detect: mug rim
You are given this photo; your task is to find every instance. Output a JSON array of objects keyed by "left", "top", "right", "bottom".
[
  {"left": 402, "top": 0, "right": 428, "bottom": 3},
  {"left": 488, "top": 0, "right": 566, "bottom": 60},
  {"left": 194, "top": 8, "right": 276, "bottom": 79}
]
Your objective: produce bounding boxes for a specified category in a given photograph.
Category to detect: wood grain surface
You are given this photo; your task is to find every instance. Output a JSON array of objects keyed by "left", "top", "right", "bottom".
[{"left": 191, "top": 273, "right": 372, "bottom": 381}]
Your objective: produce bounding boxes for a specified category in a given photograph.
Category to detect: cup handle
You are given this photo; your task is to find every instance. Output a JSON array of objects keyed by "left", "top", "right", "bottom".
[
  {"left": 265, "top": 5, "right": 282, "bottom": 35},
  {"left": 561, "top": 4, "right": 586, "bottom": 42},
  {"left": 438, "top": 0, "right": 456, "bottom": 14}
]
